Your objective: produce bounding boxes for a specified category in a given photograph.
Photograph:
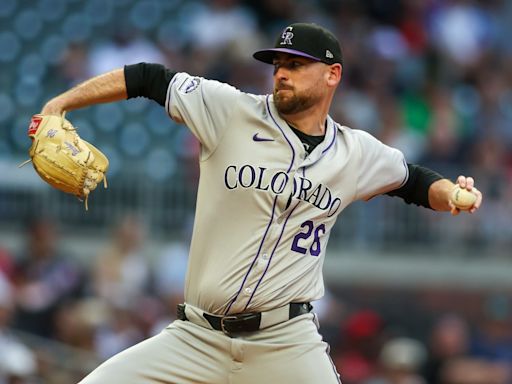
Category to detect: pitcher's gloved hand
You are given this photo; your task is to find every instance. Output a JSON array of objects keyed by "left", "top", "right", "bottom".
[{"left": 21, "top": 113, "right": 109, "bottom": 210}]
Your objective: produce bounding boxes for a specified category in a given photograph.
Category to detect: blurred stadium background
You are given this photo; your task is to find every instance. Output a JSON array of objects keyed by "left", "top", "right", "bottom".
[{"left": 0, "top": 0, "right": 511, "bottom": 383}]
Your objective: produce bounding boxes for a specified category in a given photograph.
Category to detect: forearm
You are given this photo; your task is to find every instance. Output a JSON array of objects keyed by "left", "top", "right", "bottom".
[
  {"left": 428, "top": 178, "right": 455, "bottom": 211},
  {"left": 41, "top": 68, "right": 127, "bottom": 114}
]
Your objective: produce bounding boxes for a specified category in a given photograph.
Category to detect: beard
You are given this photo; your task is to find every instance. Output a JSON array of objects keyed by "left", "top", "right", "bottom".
[{"left": 273, "top": 85, "right": 321, "bottom": 115}]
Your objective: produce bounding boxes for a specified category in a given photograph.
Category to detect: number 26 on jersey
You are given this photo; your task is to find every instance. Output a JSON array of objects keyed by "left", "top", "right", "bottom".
[{"left": 291, "top": 220, "right": 325, "bottom": 256}]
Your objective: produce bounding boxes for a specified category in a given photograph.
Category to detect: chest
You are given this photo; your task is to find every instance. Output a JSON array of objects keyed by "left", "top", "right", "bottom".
[{"left": 207, "top": 112, "right": 360, "bottom": 219}]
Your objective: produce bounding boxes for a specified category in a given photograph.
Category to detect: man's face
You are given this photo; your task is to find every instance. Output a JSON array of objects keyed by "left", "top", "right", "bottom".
[{"left": 272, "top": 53, "right": 329, "bottom": 115}]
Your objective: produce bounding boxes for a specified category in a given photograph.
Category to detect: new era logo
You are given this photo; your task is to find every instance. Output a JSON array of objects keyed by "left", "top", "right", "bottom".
[{"left": 325, "top": 50, "right": 333, "bottom": 59}]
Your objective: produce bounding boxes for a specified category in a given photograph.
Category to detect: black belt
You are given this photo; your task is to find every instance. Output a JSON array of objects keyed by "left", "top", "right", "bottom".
[{"left": 177, "top": 302, "right": 312, "bottom": 334}]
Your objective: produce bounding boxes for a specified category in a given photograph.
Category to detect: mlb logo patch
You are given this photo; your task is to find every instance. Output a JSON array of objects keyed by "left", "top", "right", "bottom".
[
  {"left": 28, "top": 116, "right": 43, "bottom": 136},
  {"left": 178, "top": 77, "right": 201, "bottom": 94}
]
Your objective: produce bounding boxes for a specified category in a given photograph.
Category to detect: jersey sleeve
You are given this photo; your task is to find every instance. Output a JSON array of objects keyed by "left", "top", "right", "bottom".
[
  {"left": 353, "top": 130, "right": 409, "bottom": 201},
  {"left": 165, "top": 72, "right": 241, "bottom": 157}
]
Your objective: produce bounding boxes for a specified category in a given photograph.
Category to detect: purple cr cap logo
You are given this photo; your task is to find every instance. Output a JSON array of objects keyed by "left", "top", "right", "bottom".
[{"left": 280, "top": 26, "right": 294, "bottom": 45}]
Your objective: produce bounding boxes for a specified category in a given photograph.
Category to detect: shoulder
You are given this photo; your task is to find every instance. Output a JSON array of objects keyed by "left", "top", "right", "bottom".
[
  {"left": 171, "top": 72, "right": 227, "bottom": 93},
  {"left": 339, "top": 126, "right": 379, "bottom": 143},
  {"left": 338, "top": 126, "right": 396, "bottom": 151},
  {"left": 170, "top": 72, "right": 271, "bottom": 112},
  {"left": 332, "top": 124, "right": 376, "bottom": 145},
  {"left": 333, "top": 125, "right": 404, "bottom": 163},
  {"left": 172, "top": 72, "right": 262, "bottom": 100}
]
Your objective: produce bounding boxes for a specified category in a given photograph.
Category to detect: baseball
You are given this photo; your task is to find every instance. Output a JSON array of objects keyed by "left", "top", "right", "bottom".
[{"left": 451, "top": 186, "right": 477, "bottom": 210}]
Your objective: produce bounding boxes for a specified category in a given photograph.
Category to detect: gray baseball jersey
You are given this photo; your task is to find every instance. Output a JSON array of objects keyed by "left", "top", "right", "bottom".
[
  {"left": 79, "top": 71, "right": 408, "bottom": 384},
  {"left": 166, "top": 72, "right": 408, "bottom": 316}
]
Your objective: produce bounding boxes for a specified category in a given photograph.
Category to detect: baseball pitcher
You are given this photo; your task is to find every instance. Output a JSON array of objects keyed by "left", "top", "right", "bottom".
[{"left": 34, "top": 23, "right": 482, "bottom": 384}]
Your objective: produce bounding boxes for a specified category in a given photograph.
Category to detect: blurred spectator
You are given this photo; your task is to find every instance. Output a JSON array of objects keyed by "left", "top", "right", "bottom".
[
  {"left": 53, "top": 298, "right": 109, "bottom": 352},
  {"left": 440, "top": 357, "right": 510, "bottom": 384},
  {"left": 36, "top": 298, "right": 106, "bottom": 383},
  {"left": 0, "top": 272, "right": 37, "bottom": 384},
  {"left": 247, "top": 0, "right": 298, "bottom": 32},
  {"left": 430, "top": 0, "right": 496, "bottom": 67},
  {"left": 93, "top": 304, "right": 145, "bottom": 360},
  {"left": 365, "top": 337, "right": 427, "bottom": 384},
  {"left": 153, "top": 239, "right": 188, "bottom": 316},
  {"left": 311, "top": 287, "right": 346, "bottom": 351},
  {"left": 53, "top": 297, "right": 146, "bottom": 363},
  {"left": 421, "top": 87, "right": 462, "bottom": 169},
  {"left": 185, "top": 0, "right": 258, "bottom": 52},
  {"left": 423, "top": 314, "right": 470, "bottom": 384},
  {"left": 377, "top": 97, "right": 427, "bottom": 163},
  {"left": 0, "top": 247, "right": 14, "bottom": 281},
  {"left": 87, "top": 27, "right": 166, "bottom": 77},
  {"left": 183, "top": 0, "right": 261, "bottom": 79},
  {"left": 334, "top": 309, "right": 385, "bottom": 383},
  {"left": 149, "top": 219, "right": 193, "bottom": 335},
  {"left": 470, "top": 294, "right": 512, "bottom": 363},
  {"left": 398, "top": 0, "right": 429, "bottom": 56},
  {"left": 92, "top": 214, "right": 150, "bottom": 308},
  {"left": 12, "top": 217, "right": 84, "bottom": 338},
  {"left": 58, "top": 43, "right": 90, "bottom": 86}
]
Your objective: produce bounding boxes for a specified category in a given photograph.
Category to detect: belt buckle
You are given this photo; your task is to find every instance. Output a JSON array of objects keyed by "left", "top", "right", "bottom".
[{"left": 220, "top": 315, "right": 238, "bottom": 334}]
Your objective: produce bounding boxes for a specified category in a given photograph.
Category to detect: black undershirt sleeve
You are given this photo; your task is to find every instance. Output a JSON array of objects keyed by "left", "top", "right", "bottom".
[
  {"left": 386, "top": 163, "right": 444, "bottom": 209},
  {"left": 124, "top": 62, "right": 176, "bottom": 106}
]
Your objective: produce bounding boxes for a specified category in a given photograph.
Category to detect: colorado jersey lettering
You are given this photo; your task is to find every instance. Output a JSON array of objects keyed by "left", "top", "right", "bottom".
[{"left": 224, "top": 165, "right": 342, "bottom": 216}]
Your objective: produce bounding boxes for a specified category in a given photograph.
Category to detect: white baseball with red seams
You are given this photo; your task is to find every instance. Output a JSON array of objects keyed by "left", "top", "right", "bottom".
[{"left": 451, "top": 185, "right": 478, "bottom": 210}]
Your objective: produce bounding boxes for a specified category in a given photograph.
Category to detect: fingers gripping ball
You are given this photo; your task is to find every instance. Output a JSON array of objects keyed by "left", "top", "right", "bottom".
[
  {"left": 21, "top": 114, "right": 109, "bottom": 210},
  {"left": 450, "top": 185, "right": 478, "bottom": 210}
]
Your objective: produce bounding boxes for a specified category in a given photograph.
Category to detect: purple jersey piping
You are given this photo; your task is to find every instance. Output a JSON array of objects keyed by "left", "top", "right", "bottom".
[
  {"left": 225, "top": 96, "right": 296, "bottom": 315},
  {"left": 165, "top": 75, "right": 179, "bottom": 120},
  {"left": 399, "top": 157, "right": 409, "bottom": 187},
  {"left": 322, "top": 120, "right": 337, "bottom": 154},
  {"left": 243, "top": 201, "right": 301, "bottom": 310},
  {"left": 224, "top": 196, "right": 278, "bottom": 315},
  {"left": 326, "top": 345, "right": 342, "bottom": 383},
  {"left": 266, "top": 95, "right": 296, "bottom": 173}
]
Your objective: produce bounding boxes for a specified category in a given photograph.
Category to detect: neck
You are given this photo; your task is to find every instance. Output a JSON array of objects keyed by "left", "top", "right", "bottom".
[{"left": 279, "top": 98, "right": 331, "bottom": 136}]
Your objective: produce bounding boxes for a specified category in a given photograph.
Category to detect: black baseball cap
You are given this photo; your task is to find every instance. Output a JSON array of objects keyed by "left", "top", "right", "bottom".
[{"left": 253, "top": 23, "right": 343, "bottom": 65}]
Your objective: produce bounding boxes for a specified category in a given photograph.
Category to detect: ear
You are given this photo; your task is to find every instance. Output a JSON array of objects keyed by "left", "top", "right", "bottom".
[{"left": 326, "top": 64, "right": 342, "bottom": 87}]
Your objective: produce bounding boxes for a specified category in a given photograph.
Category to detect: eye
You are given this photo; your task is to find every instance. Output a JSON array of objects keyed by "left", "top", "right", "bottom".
[{"left": 272, "top": 60, "right": 303, "bottom": 74}]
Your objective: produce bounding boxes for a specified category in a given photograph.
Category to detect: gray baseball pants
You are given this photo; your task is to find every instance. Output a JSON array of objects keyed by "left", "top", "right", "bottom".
[{"left": 79, "top": 308, "right": 341, "bottom": 384}]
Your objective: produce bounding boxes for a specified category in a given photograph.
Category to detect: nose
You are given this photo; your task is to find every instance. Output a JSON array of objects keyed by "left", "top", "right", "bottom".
[{"left": 273, "top": 64, "right": 289, "bottom": 80}]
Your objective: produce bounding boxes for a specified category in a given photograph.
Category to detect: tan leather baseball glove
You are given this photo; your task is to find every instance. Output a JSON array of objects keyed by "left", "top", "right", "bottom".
[{"left": 20, "top": 113, "right": 108, "bottom": 210}]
